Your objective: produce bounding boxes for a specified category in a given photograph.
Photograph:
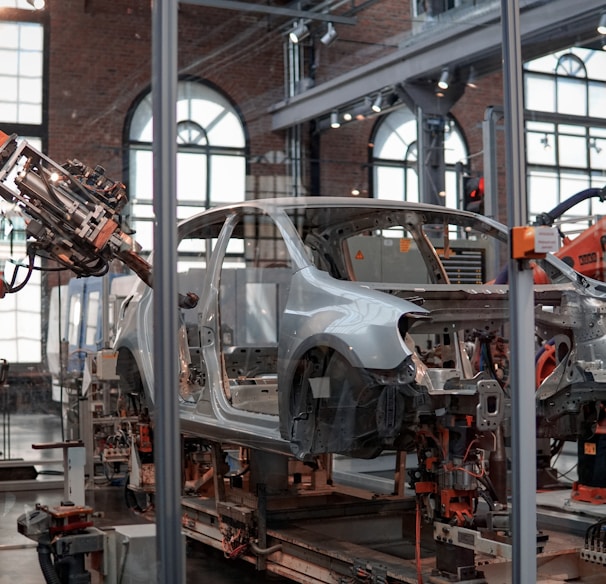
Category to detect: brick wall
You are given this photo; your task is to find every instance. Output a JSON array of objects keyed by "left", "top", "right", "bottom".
[{"left": 46, "top": 0, "right": 505, "bottom": 205}]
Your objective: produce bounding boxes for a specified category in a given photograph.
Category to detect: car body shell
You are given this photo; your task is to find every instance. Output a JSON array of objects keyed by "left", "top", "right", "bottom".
[{"left": 113, "top": 197, "right": 606, "bottom": 459}]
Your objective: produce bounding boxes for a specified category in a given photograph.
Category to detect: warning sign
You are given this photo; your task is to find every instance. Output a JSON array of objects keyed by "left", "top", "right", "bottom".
[
  {"left": 400, "top": 239, "right": 411, "bottom": 252},
  {"left": 355, "top": 250, "right": 364, "bottom": 260},
  {"left": 584, "top": 442, "right": 597, "bottom": 456}
]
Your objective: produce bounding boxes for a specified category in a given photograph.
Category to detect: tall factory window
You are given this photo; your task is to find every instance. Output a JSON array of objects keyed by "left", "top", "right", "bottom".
[
  {"left": 371, "top": 106, "right": 467, "bottom": 208},
  {"left": 524, "top": 47, "right": 606, "bottom": 224},
  {"left": 0, "top": 21, "right": 43, "bottom": 125},
  {"left": 0, "top": 6, "right": 45, "bottom": 365},
  {"left": 126, "top": 79, "right": 248, "bottom": 252}
]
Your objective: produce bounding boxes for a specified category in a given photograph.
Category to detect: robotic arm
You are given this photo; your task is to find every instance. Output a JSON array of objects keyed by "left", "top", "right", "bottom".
[
  {"left": 0, "top": 129, "right": 151, "bottom": 287},
  {"left": 0, "top": 130, "right": 197, "bottom": 308}
]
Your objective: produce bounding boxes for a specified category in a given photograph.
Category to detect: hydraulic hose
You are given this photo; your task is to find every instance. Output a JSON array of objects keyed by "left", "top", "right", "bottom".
[
  {"left": 37, "top": 542, "right": 61, "bottom": 584},
  {"left": 534, "top": 187, "right": 606, "bottom": 226},
  {"left": 249, "top": 541, "right": 282, "bottom": 556}
]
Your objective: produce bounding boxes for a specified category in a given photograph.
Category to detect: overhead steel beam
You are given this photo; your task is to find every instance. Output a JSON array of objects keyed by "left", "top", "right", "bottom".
[
  {"left": 270, "top": 0, "right": 605, "bottom": 129},
  {"left": 183, "top": 0, "right": 357, "bottom": 25}
]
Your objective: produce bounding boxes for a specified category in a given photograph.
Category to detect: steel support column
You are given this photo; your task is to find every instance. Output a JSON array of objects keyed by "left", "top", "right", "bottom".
[
  {"left": 502, "top": 1, "right": 537, "bottom": 583},
  {"left": 151, "top": 1, "right": 185, "bottom": 583}
]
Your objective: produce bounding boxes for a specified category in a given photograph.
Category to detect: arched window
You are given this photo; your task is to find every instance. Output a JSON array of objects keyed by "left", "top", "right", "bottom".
[
  {"left": 371, "top": 106, "right": 468, "bottom": 209},
  {"left": 126, "top": 79, "right": 248, "bottom": 251},
  {"left": 524, "top": 47, "right": 606, "bottom": 223}
]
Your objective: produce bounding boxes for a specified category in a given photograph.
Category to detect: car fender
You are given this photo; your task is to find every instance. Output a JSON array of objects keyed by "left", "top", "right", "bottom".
[{"left": 279, "top": 267, "right": 427, "bottom": 371}]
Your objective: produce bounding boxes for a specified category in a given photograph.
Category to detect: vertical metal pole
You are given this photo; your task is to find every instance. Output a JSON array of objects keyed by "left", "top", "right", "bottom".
[
  {"left": 483, "top": 106, "right": 504, "bottom": 279},
  {"left": 482, "top": 106, "right": 502, "bottom": 223},
  {"left": 501, "top": 2, "right": 537, "bottom": 583},
  {"left": 416, "top": 106, "right": 426, "bottom": 202},
  {"left": 101, "top": 273, "right": 109, "bottom": 349},
  {"left": 152, "top": 1, "right": 184, "bottom": 583}
]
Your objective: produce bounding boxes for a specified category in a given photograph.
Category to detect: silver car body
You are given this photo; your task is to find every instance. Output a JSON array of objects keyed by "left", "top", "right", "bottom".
[{"left": 113, "top": 197, "right": 606, "bottom": 459}]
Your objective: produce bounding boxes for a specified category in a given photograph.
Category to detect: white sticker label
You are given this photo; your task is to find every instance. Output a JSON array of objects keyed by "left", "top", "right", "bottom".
[{"left": 534, "top": 226, "right": 559, "bottom": 253}]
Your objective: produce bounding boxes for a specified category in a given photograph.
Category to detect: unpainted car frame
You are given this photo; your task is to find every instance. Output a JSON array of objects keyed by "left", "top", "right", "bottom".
[{"left": 113, "top": 197, "right": 606, "bottom": 463}]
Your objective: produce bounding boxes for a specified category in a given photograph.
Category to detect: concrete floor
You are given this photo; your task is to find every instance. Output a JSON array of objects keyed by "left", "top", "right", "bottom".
[{"left": 0, "top": 414, "right": 288, "bottom": 584}]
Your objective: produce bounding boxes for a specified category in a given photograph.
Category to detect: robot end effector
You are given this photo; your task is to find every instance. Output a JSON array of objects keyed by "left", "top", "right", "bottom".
[{"left": 0, "top": 130, "right": 198, "bottom": 309}]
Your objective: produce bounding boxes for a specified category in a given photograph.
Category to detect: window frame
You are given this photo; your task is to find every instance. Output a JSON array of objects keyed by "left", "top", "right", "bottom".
[{"left": 123, "top": 76, "right": 249, "bottom": 253}]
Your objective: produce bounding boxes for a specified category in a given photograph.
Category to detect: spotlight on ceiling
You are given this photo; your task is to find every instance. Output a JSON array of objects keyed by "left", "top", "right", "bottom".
[
  {"left": 466, "top": 66, "right": 478, "bottom": 89},
  {"left": 330, "top": 111, "right": 341, "bottom": 129},
  {"left": 598, "top": 12, "right": 606, "bottom": 35},
  {"left": 320, "top": 22, "right": 338, "bottom": 46},
  {"left": 289, "top": 20, "right": 310, "bottom": 44},
  {"left": 371, "top": 94, "right": 383, "bottom": 113},
  {"left": 437, "top": 67, "right": 450, "bottom": 90},
  {"left": 26, "top": 0, "right": 45, "bottom": 8}
]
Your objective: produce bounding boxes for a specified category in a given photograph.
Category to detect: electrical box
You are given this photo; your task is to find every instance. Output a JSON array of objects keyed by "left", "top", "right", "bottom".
[{"left": 108, "top": 523, "right": 185, "bottom": 584}]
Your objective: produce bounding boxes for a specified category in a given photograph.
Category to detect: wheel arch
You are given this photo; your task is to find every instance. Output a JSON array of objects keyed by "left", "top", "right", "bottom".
[{"left": 277, "top": 334, "right": 364, "bottom": 439}]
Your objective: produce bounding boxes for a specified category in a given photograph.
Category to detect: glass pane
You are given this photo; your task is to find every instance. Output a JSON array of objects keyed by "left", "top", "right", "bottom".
[
  {"left": 525, "top": 74, "right": 555, "bottom": 112},
  {"left": 526, "top": 120, "right": 555, "bottom": 133},
  {"left": 583, "top": 47, "right": 606, "bottom": 82},
  {"left": 557, "top": 134, "right": 586, "bottom": 168},
  {"left": 0, "top": 270, "right": 41, "bottom": 362},
  {"left": 0, "top": 24, "right": 19, "bottom": 48},
  {"left": 558, "top": 124, "right": 585, "bottom": 136},
  {"left": 177, "top": 151, "right": 206, "bottom": 202},
  {"left": 0, "top": 22, "right": 43, "bottom": 126},
  {"left": 444, "top": 170, "right": 458, "bottom": 209},
  {"left": 0, "top": 50, "right": 18, "bottom": 74},
  {"left": 405, "top": 168, "right": 419, "bottom": 203},
  {"left": 0, "top": 103, "right": 18, "bottom": 121},
  {"left": 590, "top": 137, "right": 606, "bottom": 169},
  {"left": 589, "top": 82, "right": 606, "bottom": 119},
  {"left": 132, "top": 203, "right": 155, "bottom": 219},
  {"left": 526, "top": 131, "right": 556, "bottom": 165},
  {"left": 19, "top": 77, "right": 42, "bottom": 103},
  {"left": 130, "top": 149, "right": 153, "bottom": 200},
  {"left": 556, "top": 77, "right": 586, "bottom": 116},
  {"left": 524, "top": 53, "right": 557, "bottom": 74},
  {"left": 444, "top": 128, "right": 466, "bottom": 164},
  {"left": 19, "top": 50, "right": 43, "bottom": 72},
  {"left": 131, "top": 218, "right": 154, "bottom": 252},
  {"left": 18, "top": 103, "right": 42, "bottom": 124},
  {"left": 375, "top": 166, "right": 404, "bottom": 200},
  {"left": 20, "top": 24, "right": 43, "bottom": 50},
  {"left": 210, "top": 156, "right": 245, "bottom": 203},
  {"left": 206, "top": 110, "right": 246, "bottom": 148},
  {"left": 0, "top": 75, "right": 18, "bottom": 99},
  {"left": 86, "top": 291, "right": 100, "bottom": 346},
  {"left": 528, "top": 171, "right": 559, "bottom": 219},
  {"left": 68, "top": 295, "right": 82, "bottom": 347},
  {"left": 129, "top": 94, "right": 153, "bottom": 141}
]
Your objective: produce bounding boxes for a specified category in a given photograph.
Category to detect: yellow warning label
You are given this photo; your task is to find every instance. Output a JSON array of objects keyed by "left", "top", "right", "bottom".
[
  {"left": 355, "top": 250, "right": 364, "bottom": 260},
  {"left": 585, "top": 442, "right": 597, "bottom": 456}
]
